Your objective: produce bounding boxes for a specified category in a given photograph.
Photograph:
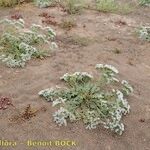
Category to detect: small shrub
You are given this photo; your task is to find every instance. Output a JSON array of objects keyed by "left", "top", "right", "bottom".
[
  {"left": 10, "top": 104, "right": 47, "bottom": 123},
  {"left": 34, "top": 0, "right": 57, "bottom": 8},
  {"left": 95, "top": 0, "right": 132, "bottom": 14},
  {"left": 61, "top": 0, "right": 84, "bottom": 14},
  {"left": 39, "top": 64, "right": 133, "bottom": 135},
  {"left": 60, "top": 18, "right": 77, "bottom": 30},
  {"left": 0, "top": 0, "right": 18, "bottom": 7},
  {"left": 139, "top": 0, "right": 150, "bottom": 6},
  {"left": 0, "top": 19, "right": 57, "bottom": 67},
  {"left": 138, "top": 26, "right": 150, "bottom": 41}
]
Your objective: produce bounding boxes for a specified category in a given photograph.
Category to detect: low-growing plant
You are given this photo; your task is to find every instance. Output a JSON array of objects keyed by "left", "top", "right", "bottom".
[
  {"left": 60, "top": 18, "right": 77, "bottom": 30},
  {"left": 0, "top": 0, "right": 32, "bottom": 7},
  {"left": 96, "top": 0, "right": 117, "bottom": 12},
  {"left": 0, "top": 0, "right": 18, "bottom": 7},
  {"left": 139, "top": 0, "right": 150, "bottom": 6},
  {"left": 0, "top": 19, "right": 57, "bottom": 67},
  {"left": 10, "top": 104, "right": 47, "bottom": 123},
  {"left": 39, "top": 64, "right": 133, "bottom": 135},
  {"left": 0, "top": 96, "right": 13, "bottom": 110},
  {"left": 138, "top": 26, "right": 150, "bottom": 41},
  {"left": 61, "top": 0, "right": 85, "bottom": 14},
  {"left": 95, "top": 0, "right": 132, "bottom": 14},
  {"left": 34, "top": 0, "right": 54, "bottom": 8}
]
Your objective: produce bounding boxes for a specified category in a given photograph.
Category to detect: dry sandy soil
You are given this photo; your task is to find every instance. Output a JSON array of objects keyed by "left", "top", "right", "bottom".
[{"left": 0, "top": 1, "right": 150, "bottom": 150}]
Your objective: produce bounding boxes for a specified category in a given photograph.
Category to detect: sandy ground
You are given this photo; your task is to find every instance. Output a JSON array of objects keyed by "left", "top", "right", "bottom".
[{"left": 0, "top": 1, "right": 150, "bottom": 150}]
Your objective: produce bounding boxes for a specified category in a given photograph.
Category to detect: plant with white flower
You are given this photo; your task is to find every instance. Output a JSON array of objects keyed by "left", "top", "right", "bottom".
[
  {"left": 138, "top": 26, "right": 150, "bottom": 41},
  {"left": 0, "top": 18, "right": 25, "bottom": 29},
  {"left": 60, "top": 72, "right": 93, "bottom": 86},
  {"left": 121, "top": 80, "right": 133, "bottom": 95},
  {"left": 53, "top": 107, "right": 76, "bottom": 126},
  {"left": 52, "top": 97, "right": 66, "bottom": 107},
  {"left": 0, "top": 19, "right": 57, "bottom": 67},
  {"left": 34, "top": 0, "right": 59, "bottom": 8},
  {"left": 39, "top": 64, "right": 133, "bottom": 135},
  {"left": 96, "top": 64, "right": 119, "bottom": 83},
  {"left": 38, "top": 87, "right": 61, "bottom": 101}
]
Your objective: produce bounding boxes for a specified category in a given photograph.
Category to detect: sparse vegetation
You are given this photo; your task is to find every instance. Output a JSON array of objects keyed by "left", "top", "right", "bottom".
[
  {"left": 39, "top": 64, "right": 133, "bottom": 135},
  {"left": 0, "top": 0, "right": 18, "bottom": 7},
  {"left": 60, "top": 18, "right": 77, "bottom": 30},
  {"left": 0, "top": 0, "right": 149, "bottom": 146},
  {"left": 95, "top": 0, "right": 133, "bottom": 14},
  {"left": 61, "top": 0, "right": 84, "bottom": 14},
  {"left": 0, "top": 19, "right": 57, "bottom": 67}
]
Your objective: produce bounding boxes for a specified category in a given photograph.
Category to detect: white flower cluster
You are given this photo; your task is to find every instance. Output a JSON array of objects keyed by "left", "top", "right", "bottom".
[
  {"left": 35, "top": 0, "right": 55, "bottom": 8},
  {"left": 121, "top": 80, "right": 133, "bottom": 95},
  {"left": 84, "top": 89, "right": 130, "bottom": 135},
  {"left": 85, "top": 111, "right": 101, "bottom": 130},
  {"left": 104, "top": 119, "right": 125, "bottom": 135},
  {"left": 0, "top": 19, "right": 57, "bottom": 67},
  {"left": 96, "top": 64, "right": 119, "bottom": 83},
  {"left": 38, "top": 88, "right": 58, "bottom": 101},
  {"left": 0, "top": 55, "right": 25, "bottom": 68},
  {"left": 60, "top": 72, "right": 93, "bottom": 83},
  {"left": 0, "top": 18, "right": 24, "bottom": 29},
  {"left": 102, "top": 89, "right": 131, "bottom": 135},
  {"left": 0, "top": 41, "right": 37, "bottom": 67},
  {"left": 53, "top": 107, "right": 76, "bottom": 126},
  {"left": 0, "top": 33, "right": 37, "bottom": 67},
  {"left": 104, "top": 108, "right": 125, "bottom": 135},
  {"left": 139, "top": 26, "right": 150, "bottom": 41},
  {"left": 115, "top": 90, "right": 130, "bottom": 114},
  {"left": 53, "top": 107, "right": 69, "bottom": 126},
  {"left": 96, "top": 64, "right": 119, "bottom": 74},
  {"left": 52, "top": 97, "right": 66, "bottom": 107},
  {"left": 31, "top": 24, "right": 56, "bottom": 39}
]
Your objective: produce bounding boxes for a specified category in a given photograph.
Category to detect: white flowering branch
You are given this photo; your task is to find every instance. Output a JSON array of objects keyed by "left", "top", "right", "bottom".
[
  {"left": 138, "top": 26, "right": 150, "bottom": 41},
  {"left": 0, "top": 19, "right": 57, "bottom": 67},
  {"left": 39, "top": 64, "right": 133, "bottom": 135}
]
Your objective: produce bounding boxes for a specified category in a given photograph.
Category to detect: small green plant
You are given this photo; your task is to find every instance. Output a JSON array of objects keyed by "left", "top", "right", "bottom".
[
  {"left": 96, "top": 0, "right": 117, "bottom": 12},
  {"left": 0, "top": 19, "right": 57, "bottom": 67},
  {"left": 61, "top": 0, "right": 84, "bottom": 14},
  {"left": 0, "top": 0, "right": 18, "bottom": 7},
  {"left": 139, "top": 0, "right": 150, "bottom": 6},
  {"left": 138, "top": 26, "right": 150, "bottom": 41},
  {"left": 39, "top": 64, "right": 133, "bottom": 135},
  {"left": 60, "top": 18, "right": 77, "bottom": 30},
  {"left": 95, "top": 0, "right": 132, "bottom": 14}
]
